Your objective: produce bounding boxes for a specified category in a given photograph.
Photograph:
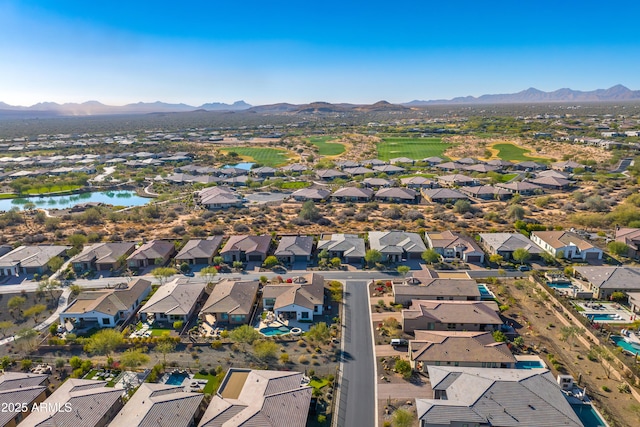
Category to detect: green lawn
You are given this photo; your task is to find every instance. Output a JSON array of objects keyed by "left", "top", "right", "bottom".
[
  {"left": 0, "top": 193, "right": 17, "bottom": 199},
  {"left": 281, "top": 181, "right": 311, "bottom": 190},
  {"left": 309, "top": 377, "right": 330, "bottom": 390},
  {"left": 491, "top": 143, "right": 548, "bottom": 163},
  {"left": 149, "top": 328, "right": 173, "bottom": 337},
  {"left": 377, "top": 137, "right": 448, "bottom": 161},
  {"left": 491, "top": 173, "right": 519, "bottom": 183},
  {"left": 308, "top": 136, "right": 345, "bottom": 156},
  {"left": 194, "top": 373, "right": 224, "bottom": 394},
  {"left": 24, "top": 184, "right": 83, "bottom": 195},
  {"left": 221, "top": 147, "right": 292, "bottom": 167}
]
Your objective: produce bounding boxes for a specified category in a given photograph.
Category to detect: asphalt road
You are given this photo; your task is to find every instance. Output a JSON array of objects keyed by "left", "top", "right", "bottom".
[{"left": 335, "top": 280, "right": 376, "bottom": 427}]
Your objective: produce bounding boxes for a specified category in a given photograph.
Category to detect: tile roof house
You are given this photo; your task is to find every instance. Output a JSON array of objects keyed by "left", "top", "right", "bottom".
[
  {"left": 109, "top": 383, "right": 204, "bottom": 427},
  {"left": 393, "top": 271, "right": 481, "bottom": 305},
  {"left": 199, "top": 279, "right": 259, "bottom": 325},
  {"left": 513, "top": 161, "right": 547, "bottom": 171},
  {"left": 317, "top": 234, "right": 366, "bottom": 264},
  {"left": 425, "top": 231, "right": 485, "bottom": 263},
  {"left": 60, "top": 278, "right": 152, "bottom": 329},
  {"left": 127, "top": 240, "right": 176, "bottom": 269},
  {"left": 0, "top": 245, "right": 70, "bottom": 276},
  {"left": 615, "top": 227, "right": 640, "bottom": 259},
  {"left": 416, "top": 366, "right": 583, "bottom": 427},
  {"left": 402, "top": 300, "right": 502, "bottom": 333},
  {"left": 315, "top": 169, "right": 347, "bottom": 181},
  {"left": 290, "top": 188, "right": 331, "bottom": 202},
  {"left": 198, "top": 369, "right": 311, "bottom": 427},
  {"left": 362, "top": 177, "right": 393, "bottom": 188},
  {"left": 368, "top": 231, "right": 427, "bottom": 262},
  {"left": 496, "top": 180, "right": 543, "bottom": 195},
  {"left": 280, "top": 163, "right": 308, "bottom": 174},
  {"left": 139, "top": 279, "right": 206, "bottom": 326},
  {"left": 331, "top": 187, "right": 374, "bottom": 202},
  {"left": 460, "top": 184, "right": 512, "bottom": 200},
  {"left": 389, "top": 157, "right": 415, "bottom": 165},
  {"left": 372, "top": 164, "right": 405, "bottom": 174},
  {"left": 72, "top": 242, "right": 136, "bottom": 272},
  {"left": 374, "top": 187, "right": 419, "bottom": 203},
  {"left": 174, "top": 237, "right": 225, "bottom": 266},
  {"left": 220, "top": 235, "right": 272, "bottom": 263},
  {"left": 196, "top": 186, "right": 244, "bottom": 209},
  {"left": 478, "top": 233, "right": 544, "bottom": 261},
  {"left": 401, "top": 176, "right": 437, "bottom": 189},
  {"left": 274, "top": 236, "right": 315, "bottom": 264},
  {"left": 421, "top": 188, "right": 468, "bottom": 203},
  {"left": 409, "top": 331, "right": 516, "bottom": 372},
  {"left": 552, "top": 160, "right": 582, "bottom": 172},
  {"left": 573, "top": 266, "right": 640, "bottom": 299},
  {"left": 437, "top": 174, "right": 478, "bottom": 187},
  {"left": 262, "top": 273, "right": 325, "bottom": 321},
  {"left": 529, "top": 175, "right": 573, "bottom": 189},
  {"left": 343, "top": 166, "right": 375, "bottom": 176},
  {"left": 23, "top": 379, "right": 123, "bottom": 427},
  {"left": 0, "top": 373, "right": 49, "bottom": 427},
  {"left": 530, "top": 231, "right": 602, "bottom": 261}
]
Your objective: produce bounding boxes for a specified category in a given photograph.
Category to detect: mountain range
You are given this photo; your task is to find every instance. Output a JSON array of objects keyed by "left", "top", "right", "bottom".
[{"left": 1, "top": 85, "right": 639, "bottom": 116}]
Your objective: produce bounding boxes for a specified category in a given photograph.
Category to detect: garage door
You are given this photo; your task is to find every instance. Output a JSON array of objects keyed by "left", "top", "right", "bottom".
[
  {"left": 585, "top": 252, "right": 600, "bottom": 260},
  {"left": 466, "top": 255, "right": 482, "bottom": 263}
]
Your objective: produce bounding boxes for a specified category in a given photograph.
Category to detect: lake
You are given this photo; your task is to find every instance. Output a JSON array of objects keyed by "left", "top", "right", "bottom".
[{"left": 0, "top": 191, "right": 152, "bottom": 212}]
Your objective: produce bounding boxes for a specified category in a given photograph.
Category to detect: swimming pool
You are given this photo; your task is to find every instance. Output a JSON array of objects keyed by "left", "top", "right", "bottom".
[
  {"left": 587, "top": 313, "right": 619, "bottom": 321},
  {"left": 570, "top": 403, "right": 607, "bottom": 427},
  {"left": 477, "top": 284, "right": 493, "bottom": 300},
  {"left": 165, "top": 371, "right": 190, "bottom": 386},
  {"left": 548, "top": 282, "right": 572, "bottom": 289},
  {"left": 259, "top": 326, "right": 291, "bottom": 336},
  {"left": 611, "top": 335, "right": 640, "bottom": 355},
  {"left": 515, "top": 360, "right": 545, "bottom": 369}
]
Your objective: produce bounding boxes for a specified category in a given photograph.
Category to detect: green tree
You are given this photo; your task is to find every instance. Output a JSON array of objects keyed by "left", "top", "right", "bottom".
[
  {"left": 300, "top": 200, "right": 321, "bottom": 221},
  {"left": 8, "top": 296, "right": 27, "bottom": 319},
  {"left": 15, "top": 328, "right": 39, "bottom": 355},
  {"left": 421, "top": 249, "right": 440, "bottom": 264},
  {"left": 453, "top": 199, "right": 472, "bottom": 214},
  {"left": 67, "top": 233, "right": 88, "bottom": 250},
  {"left": 365, "top": 249, "right": 382, "bottom": 267},
  {"left": 253, "top": 340, "right": 279, "bottom": 361},
  {"left": 263, "top": 255, "right": 279, "bottom": 269},
  {"left": 394, "top": 359, "right": 412, "bottom": 379},
  {"left": 0, "top": 321, "right": 14, "bottom": 337},
  {"left": 47, "top": 256, "right": 64, "bottom": 273},
  {"left": 492, "top": 330, "right": 507, "bottom": 342},
  {"left": 392, "top": 408, "right": 414, "bottom": 427},
  {"left": 23, "top": 304, "right": 46, "bottom": 323},
  {"left": 512, "top": 248, "right": 531, "bottom": 264},
  {"left": 155, "top": 334, "right": 177, "bottom": 364},
  {"left": 306, "top": 322, "right": 330, "bottom": 344},
  {"left": 152, "top": 267, "right": 177, "bottom": 285},
  {"left": 329, "top": 281, "right": 343, "bottom": 303},
  {"left": 232, "top": 261, "right": 244, "bottom": 271},
  {"left": 489, "top": 254, "right": 504, "bottom": 266},
  {"left": 507, "top": 205, "right": 525, "bottom": 221},
  {"left": 84, "top": 329, "right": 123, "bottom": 356},
  {"left": 560, "top": 326, "right": 583, "bottom": 346},
  {"left": 610, "top": 291, "right": 627, "bottom": 303},
  {"left": 120, "top": 348, "right": 150, "bottom": 370},
  {"left": 330, "top": 257, "right": 342, "bottom": 268},
  {"left": 200, "top": 266, "right": 218, "bottom": 283},
  {"left": 69, "top": 284, "right": 82, "bottom": 297},
  {"left": 397, "top": 265, "right": 411, "bottom": 277},
  {"left": 608, "top": 241, "right": 629, "bottom": 257},
  {"left": 229, "top": 325, "right": 261, "bottom": 348}
]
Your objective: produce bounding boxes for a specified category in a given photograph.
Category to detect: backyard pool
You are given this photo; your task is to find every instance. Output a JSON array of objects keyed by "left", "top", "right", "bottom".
[
  {"left": 224, "top": 162, "right": 254, "bottom": 170},
  {"left": 477, "top": 284, "right": 493, "bottom": 300},
  {"left": 570, "top": 403, "right": 607, "bottom": 427},
  {"left": 259, "top": 326, "right": 291, "bottom": 336},
  {"left": 165, "top": 371, "right": 190, "bottom": 386},
  {"left": 587, "top": 313, "right": 621, "bottom": 322},
  {"left": 515, "top": 360, "right": 545, "bottom": 369},
  {"left": 548, "top": 282, "right": 572, "bottom": 289},
  {"left": 611, "top": 335, "right": 640, "bottom": 355}
]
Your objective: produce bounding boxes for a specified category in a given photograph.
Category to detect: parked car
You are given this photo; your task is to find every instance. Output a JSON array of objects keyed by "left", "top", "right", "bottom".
[{"left": 391, "top": 338, "right": 409, "bottom": 347}]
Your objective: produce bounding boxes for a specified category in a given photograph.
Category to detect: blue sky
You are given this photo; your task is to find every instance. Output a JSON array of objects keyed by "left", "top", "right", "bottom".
[{"left": 1, "top": 0, "right": 639, "bottom": 106}]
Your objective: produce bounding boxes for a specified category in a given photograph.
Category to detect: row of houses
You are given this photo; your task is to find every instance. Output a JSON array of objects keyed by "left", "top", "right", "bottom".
[{"left": 0, "top": 368, "right": 312, "bottom": 427}]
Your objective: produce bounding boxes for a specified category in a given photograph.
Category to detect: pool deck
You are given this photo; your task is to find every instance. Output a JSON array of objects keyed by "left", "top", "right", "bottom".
[
  {"left": 161, "top": 370, "right": 208, "bottom": 393},
  {"left": 576, "top": 302, "right": 635, "bottom": 323}
]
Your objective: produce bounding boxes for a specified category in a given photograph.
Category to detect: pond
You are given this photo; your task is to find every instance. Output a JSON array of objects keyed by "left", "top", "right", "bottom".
[
  {"left": 0, "top": 190, "right": 151, "bottom": 212},
  {"left": 223, "top": 162, "right": 255, "bottom": 170}
]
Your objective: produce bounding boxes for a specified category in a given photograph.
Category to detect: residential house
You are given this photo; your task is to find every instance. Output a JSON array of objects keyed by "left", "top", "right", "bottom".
[
  {"left": 0, "top": 245, "right": 70, "bottom": 276},
  {"left": 331, "top": 187, "right": 374, "bottom": 202},
  {"left": 401, "top": 176, "right": 437, "bottom": 190},
  {"left": 317, "top": 234, "right": 366, "bottom": 264},
  {"left": 496, "top": 180, "right": 543, "bottom": 195},
  {"left": 616, "top": 227, "right": 640, "bottom": 258},
  {"left": 573, "top": 266, "right": 640, "bottom": 299},
  {"left": 72, "top": 242, "right": 136, "bottom": 272},
  {"left": 59, "top": 278, "right": 152, "bottom": 329},
  {"left": 262, "top": 273, "right": 325, "bottom": 321},
  {"left": 198, "top": 369, "right": 311, "bottom": 427},
  {"left": 422, "top": 156, "right": 444, "bottom": 165},
  {"left": 196, "top": 186, "right": 244, "bottom": 209},
  {"left": 315, "top": 169, "right": 347, "bottom": 181},
  {"left": 274, "top": 236, "right": 314, "bottom": 264},
  {"left": 374, "top": 187, "right": 419, "bottom": 203},
  {"left": 109, "top": 383, "right": 203, "bottom": 427},
  {"left": 513, "top": 161, "right": 547, "bottom": 171},
  {"left": 537, "top": 169, "right": 571, "bottom": 179},
  {"left": 478, "top": 232, "right": 544, "bottom": 261},
  {"left": 223, "top": 175, "right": 252, "bottom": 187},
  {"left": 220, "top": 235, "right": 271, "bottom": 263},
  {"left": 290, "top": 188, "right": 331, "bottom": 202},
  {"left": 362, "top": 177, "right": 393, "bottom": 188},
  {"left": 529, "top": 176, "right": 573, "bottom": 190},
  {"left": 433, "top": 161, "right": 463, "bottom": 172},
  {"left": 372, "top": 164, "right": 405, "bottom": 174},
  {"left": 127, "top": 240, "right": 176, "bottom": 269},
  {"left": 460, "top": 184, "right": 511, "bottom": 200},
  {"left": 139, "top": 279, "right": 206, "bottom": 326},
  {"left": 175, "top": 237, "right": 224, "bottom": 266},
  {"left": 421, "top": 188, "right": 468, "bottom": 203},
  {"left": 361, "top": 159, "right": 386, "bottom": 167},
  {"left": 0, "top": 373, "right": 49, "bottom": 427},
  {"left": 22, "top": 379, "right": 123, "bottom": 427},
  {"left": 250, "top": 166, "right": 277, "bottom": 178},
  {"left": 462, "top": 163, "right": 501, "bottom": 173},
  {"left": 530, "top": 231, "right": 602, "bottom": 261},
  {"left": 335, "top": 160, "right": 360, "bottom": 169},
  {"left": 280, "top": 163, "right": 308, "bottom": 174},
  {"left": 425, "top": 231, "right": 485, "bottom": 263},
  {"left": 409, "top": 331, "right": 516, "bottom": 373},
  {"left": 552, "top": 160, "right": 582, "bottom": 172},
  {"left": 402, "top": 300, "right": 502, "bottom": 333},
  {"left": 393, "top": 272, "right": 481, "bottom": 305},
  {"left": 389, "top": 157, "right": 415, "bottom": 165},
  {"left": 199, "top": 279, "right": 259, "bottom": 325},
  {"left": 437, "top": 174, "right": 477, "bottom": 187},
  {"left": 416, "top": 367, "right": 583, "bottom": 427},
  {"left": 343, "top": 166, "right": 375, "bottom": 176},
  {"left": 486, "top": 159, "right": 514, "bottom": 170},
  {"left": 368, "top": 231, "right": 427, "bottom": 262},
  {"left": 456, "top": 157, "right": 478, "bottom": 165}
]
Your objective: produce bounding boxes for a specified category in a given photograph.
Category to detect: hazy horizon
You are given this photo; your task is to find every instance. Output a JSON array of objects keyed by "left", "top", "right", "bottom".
[{"left": 1, "top": 1, "right": 639, "bottom": 106}]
